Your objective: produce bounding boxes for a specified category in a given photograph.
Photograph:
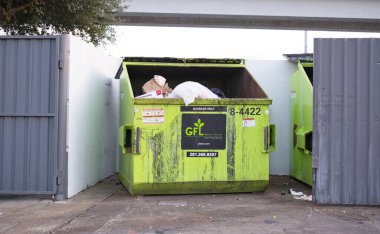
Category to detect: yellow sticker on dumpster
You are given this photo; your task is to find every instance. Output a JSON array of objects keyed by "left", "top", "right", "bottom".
[{"left": 142, "top": 108, "right": 165, "bottom": 124}]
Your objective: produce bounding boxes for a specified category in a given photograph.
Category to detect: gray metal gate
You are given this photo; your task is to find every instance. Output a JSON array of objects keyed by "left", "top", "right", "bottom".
[
  {"left": 0, "top": 37, "right": 60, "bottom": 194},
  {"left": 313, "top": 38, "right": 380, "bottom": 205}
]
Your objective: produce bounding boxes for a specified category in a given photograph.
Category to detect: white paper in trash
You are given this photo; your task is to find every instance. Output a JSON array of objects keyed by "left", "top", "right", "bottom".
[
  {"left": 168, "top": 81, "right": 219, "bottom": 106},
  {"left": 135, "top": 90, "right": 163, "bottom": 99}
]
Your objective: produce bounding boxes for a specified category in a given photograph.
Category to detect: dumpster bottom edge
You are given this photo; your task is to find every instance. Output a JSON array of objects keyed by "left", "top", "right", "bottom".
[{"left": 119, "top": 172, "right": 268, "bottom": 195}]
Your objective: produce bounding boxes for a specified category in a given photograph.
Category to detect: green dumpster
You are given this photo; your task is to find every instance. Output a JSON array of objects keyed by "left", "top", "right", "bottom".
[
  {"left": 286, "top": 54, "right": 313, "bottom": 186},
  {"left": 117, "top": 57, "right": 275, "bottom": 195}
]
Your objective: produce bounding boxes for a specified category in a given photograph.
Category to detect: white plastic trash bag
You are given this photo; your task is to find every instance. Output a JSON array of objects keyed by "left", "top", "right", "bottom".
[{"left": 168, "top": 81, "right": 220, "bottom": 106}]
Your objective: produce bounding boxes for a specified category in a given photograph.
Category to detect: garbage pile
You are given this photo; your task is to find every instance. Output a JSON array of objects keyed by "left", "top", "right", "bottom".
[{"left": 136, "top": 75, "right": 224, "bottom": 106}]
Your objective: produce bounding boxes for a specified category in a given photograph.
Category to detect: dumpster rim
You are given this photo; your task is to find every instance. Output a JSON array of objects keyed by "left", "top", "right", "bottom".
[{"left": 133, "top": 98, "right": 272, "bottom": 105}]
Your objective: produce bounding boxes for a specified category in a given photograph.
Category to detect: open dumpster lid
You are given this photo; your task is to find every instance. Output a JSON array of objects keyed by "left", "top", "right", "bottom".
[
  {"left": 115, "top": 57, "right": 245, "bottom": 79},
  {"left": 123, "top": 57, "right": 244, "bottom": 65},
  {"left": 283, "top": 53, "right": 313, "bottom": 64}
]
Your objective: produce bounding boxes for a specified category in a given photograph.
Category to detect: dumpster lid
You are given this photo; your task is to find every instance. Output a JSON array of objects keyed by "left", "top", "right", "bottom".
[
  {"left": 283, "top": 53, "right": 313, "bottom": 64},
  {"left": 123, "top": 57, "right": 244, "bottom": 65},
  {"left": 114, "top": 57, "right": 245, "bottom": 79},
  {"left": 114, "top": 64, "right": 123, "bottom": 79}
]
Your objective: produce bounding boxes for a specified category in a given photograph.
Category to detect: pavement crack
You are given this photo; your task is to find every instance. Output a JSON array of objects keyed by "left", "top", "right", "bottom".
[
  {"left": 49, "top": 190, "right": 119, "bottom": 233},
  {"left": 50, "top": 203, "right": 97, "bottom": 233}
]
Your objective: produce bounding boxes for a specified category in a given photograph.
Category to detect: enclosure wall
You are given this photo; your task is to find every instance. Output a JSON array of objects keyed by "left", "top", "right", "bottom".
[
  {"left": 0, "top": 37, "right": 60, "bottom": 194},
  {"left": 314, "top": 38, "right": 380, "bottom": 205},
  {"left": 67, "top": 36, "right": 121, "bottom": 198},
  {"left": 246, "top": 60, "right": 295, "bottom": 175}
]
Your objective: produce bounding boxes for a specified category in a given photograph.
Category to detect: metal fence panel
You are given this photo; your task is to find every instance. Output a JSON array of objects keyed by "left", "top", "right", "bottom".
[
  {"left": 0, "top": 37, "right": 59, "bottom": 194},
  {"left": 314, "top": 38, "right": 380, "bottom": 205}
]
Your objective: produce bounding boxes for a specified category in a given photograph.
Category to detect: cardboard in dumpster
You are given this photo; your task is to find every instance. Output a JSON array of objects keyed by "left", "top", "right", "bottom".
[{"left": 142, "top": 75, "right": 172, "bottom": 96}]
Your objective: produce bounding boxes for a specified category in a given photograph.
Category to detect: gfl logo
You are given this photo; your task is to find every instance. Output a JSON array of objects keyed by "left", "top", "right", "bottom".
[{"left": 185, "top": 119, "right": 205, "bottom": 136}]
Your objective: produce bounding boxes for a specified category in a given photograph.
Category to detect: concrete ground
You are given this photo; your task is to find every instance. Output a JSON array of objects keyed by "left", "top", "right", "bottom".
[{"left": 0, "top": 175, "right": 379, "bottom": 234}]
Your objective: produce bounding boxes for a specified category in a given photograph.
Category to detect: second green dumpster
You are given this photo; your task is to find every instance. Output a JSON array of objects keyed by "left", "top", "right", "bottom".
[{"left": 286, "top": 54, "right": 313, "bottom": 186}]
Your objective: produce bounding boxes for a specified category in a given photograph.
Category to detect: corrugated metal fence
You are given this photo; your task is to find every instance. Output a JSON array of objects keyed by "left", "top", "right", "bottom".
[
  {"left": 314, "top": 38, "right": 380, "bottom": 205},
  {"left": 0, "top": 37, "right": 60, "bottom": 194}
]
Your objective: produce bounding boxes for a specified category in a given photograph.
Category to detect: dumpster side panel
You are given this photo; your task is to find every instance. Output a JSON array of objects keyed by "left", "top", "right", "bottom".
[
  {"left": 119, "top": 66, "right": 136, "bottom": 189},
  {"left": 231, "top": 104, "right": 270, "bottom": 181},
  {"left": 290, "top": 63, "right": 313, "bottom": 186},
  {"left": 132, "top": 104, "right": 183, "bottom": 184}
]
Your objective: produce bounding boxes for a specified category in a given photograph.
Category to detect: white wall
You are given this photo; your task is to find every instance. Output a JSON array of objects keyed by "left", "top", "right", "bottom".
[
  {"left": 67, "top": 36, "right": 121, "bottom": 198},
  {"left": 246, "top": 60, "right": 297, "bottom": 175},
  {"left": 106, "top": 26, "right": 305, "bottom": 60}
]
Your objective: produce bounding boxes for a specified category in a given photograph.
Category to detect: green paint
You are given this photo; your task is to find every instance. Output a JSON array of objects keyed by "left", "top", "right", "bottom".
[
  {"left": 118, "top": 59, "right": 274, "bottom": 195},
  {"left": 290, "top": 62, "right": 313, "bottom": 186}
]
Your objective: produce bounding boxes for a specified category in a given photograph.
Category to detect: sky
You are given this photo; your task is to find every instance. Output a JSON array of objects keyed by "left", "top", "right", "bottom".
[{"left": 105, "top": 26, "right": 380, "bottom": 60}]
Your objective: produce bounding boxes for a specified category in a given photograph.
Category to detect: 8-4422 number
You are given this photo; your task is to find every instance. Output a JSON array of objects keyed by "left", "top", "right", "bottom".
[{"left": 229, "top": 107, "right": 261, "bottom": 116}]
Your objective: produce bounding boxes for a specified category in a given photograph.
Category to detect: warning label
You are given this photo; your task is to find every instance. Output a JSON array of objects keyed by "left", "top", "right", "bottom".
[
  {"left": 243, "top": 118, "right": 255, "bottom": 127},
  {"left": 142, "top": 108, "right": 165, "bottom": 124}
]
